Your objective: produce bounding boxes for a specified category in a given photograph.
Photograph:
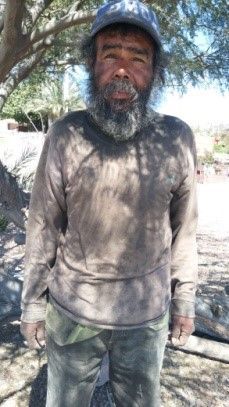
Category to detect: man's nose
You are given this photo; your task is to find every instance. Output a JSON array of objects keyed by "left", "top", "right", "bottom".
[{"left": 113, "top": 66, "right": 130, "bottom": 80}]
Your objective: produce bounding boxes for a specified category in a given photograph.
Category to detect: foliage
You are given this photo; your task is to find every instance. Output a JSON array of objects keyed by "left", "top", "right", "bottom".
[
  {"left": 0, "top": 214, "right": 8, "bottom": 231},
  {"left": 0, "top": 70, "right": 46, "bottom": 125},
  {"left": 152, "top": 0, "right": 229, "bottom": 88},
  {"left": 1, "top": 71, "right": 84, "bottom": 127},
  {"left": 199, "top": 151, "right": 215, "bottom": 164},
  {"left": 9, "top": 147, "right": 37, "bottom": 191},
  {"left": 23, "top": 76, "right": 85, "bottom": 125},
  {"left": 213, "top": 135, "right": 229, "bottom": 154},
  {"left": 0, "top": 0, "right": 228, "bottom": 113}
]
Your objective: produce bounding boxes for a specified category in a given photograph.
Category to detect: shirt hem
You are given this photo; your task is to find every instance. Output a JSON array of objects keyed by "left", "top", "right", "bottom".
[{"left": 49, "top": 295, "right": 170, "bottom": 330}]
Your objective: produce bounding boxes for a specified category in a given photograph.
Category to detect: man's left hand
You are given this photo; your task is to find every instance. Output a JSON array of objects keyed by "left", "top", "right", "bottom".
[{"left": 170, "top": 315, "right": 195, "bottom": 347}]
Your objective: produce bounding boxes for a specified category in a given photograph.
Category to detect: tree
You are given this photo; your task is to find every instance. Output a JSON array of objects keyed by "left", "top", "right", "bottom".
[
  {"left": 24, "top": 76, "right": 85, "bottom": 127},
  {"left": 0, "top": 69, "right": 47, "bottom": 125},
  {"left": 0, "top": 0, "right": 97, "bottom": 111},
  {"left": 0, "top": 0, "right": 228, "bottom": 113}
]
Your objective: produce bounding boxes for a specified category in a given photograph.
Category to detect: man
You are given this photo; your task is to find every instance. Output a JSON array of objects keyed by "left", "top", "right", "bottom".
[{"left": 20, "top": 1, "right": 198, "bottom": 406}]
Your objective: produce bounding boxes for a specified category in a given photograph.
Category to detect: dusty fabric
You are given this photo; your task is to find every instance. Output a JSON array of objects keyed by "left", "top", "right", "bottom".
[
  {"left": 46, "top": 319, "right": 168, "bottom": 407},
  {"left": 45, "top": 302, "right": 103, "bottom": 346},
  {"left": 45, "top": 301, "right": 169, "bottom": 346},
  {"left": 21, "top": 110, "right": 198, "bottom": 327}
]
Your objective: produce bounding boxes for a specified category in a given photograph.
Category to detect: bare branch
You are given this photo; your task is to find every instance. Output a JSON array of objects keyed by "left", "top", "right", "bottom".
[
  {"left": 23, "top": 110, "right": 40, "bottom": 132},
  {"left": 30, "top": 8, "right": 96, "bottom": 45},
  {"left": 0, "top": 50, "right": 45, "bottom": 111},
  {"left": 68, "top": 1, "right": 83, "bottom": 14},
  {"left": 27, "top": 0, "right": 54, "bottom": 27},
  {"left": 24, "top": 34, "right": 56, "bottom": 58},
  {"left": 41, "top": 57, "right": 79, "bottom": 68}
]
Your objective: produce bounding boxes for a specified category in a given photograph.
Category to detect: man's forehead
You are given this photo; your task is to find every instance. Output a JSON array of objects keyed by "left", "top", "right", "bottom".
[{"left": 96, "top": 30, "right": 154, "bottom": 53}]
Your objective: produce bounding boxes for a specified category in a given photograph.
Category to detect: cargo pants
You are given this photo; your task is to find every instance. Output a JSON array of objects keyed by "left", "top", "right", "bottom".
[{"left": 46, "top": 317, "right": 168, "bottom": 407}]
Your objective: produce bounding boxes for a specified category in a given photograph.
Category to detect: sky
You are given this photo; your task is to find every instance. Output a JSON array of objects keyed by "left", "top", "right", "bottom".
[
  {"left": 157, "top": 86, "right": 229, "bottom": 129},
  {"left": 71, "top": 66, "right": 229, "bottom": 130}
]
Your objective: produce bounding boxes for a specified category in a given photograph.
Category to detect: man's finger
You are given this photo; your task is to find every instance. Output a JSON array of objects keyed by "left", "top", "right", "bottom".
[
  {"left": 171, "top": 325, "right": 181, "bottom": 339},
  {"left": 25, "top": 337, "right": 43, "bottom": 350},
  {"left": 36, "top": 325, "right": 46, "bottom": 348},
  {"left": 20, "top": 321, "right": 46, "bottom": 350},
  {"left": 171, "top": 331, "right": 190, "bottom": 347},
  {"left": 171, "top": 337, "right": 180, "bottom": 346},
  {"left": 178, "top": 332, "right": 190, "bottom": 346}
]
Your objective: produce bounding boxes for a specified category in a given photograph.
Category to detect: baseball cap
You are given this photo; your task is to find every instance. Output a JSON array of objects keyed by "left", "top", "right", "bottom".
[{"left": 90, "top": 0, "right": 162, "bottom": 48}]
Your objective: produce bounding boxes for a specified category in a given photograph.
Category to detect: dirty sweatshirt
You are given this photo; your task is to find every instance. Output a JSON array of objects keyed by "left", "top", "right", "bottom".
[{"left": 21, "top": 110, "right": 198, "bottom": 328}]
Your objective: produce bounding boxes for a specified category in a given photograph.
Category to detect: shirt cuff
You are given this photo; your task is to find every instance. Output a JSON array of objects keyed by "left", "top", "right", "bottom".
[
  {"left": 171, "top": 299, "right": 195, "bottom": 318},
  {"left": 21, "top": 303, "right": 47, "bottom": 322}
]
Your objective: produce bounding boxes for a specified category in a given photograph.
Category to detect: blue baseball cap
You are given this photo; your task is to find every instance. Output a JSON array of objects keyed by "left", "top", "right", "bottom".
[{"left": 91, "top": 0, "right": 162, "bottom": 48}]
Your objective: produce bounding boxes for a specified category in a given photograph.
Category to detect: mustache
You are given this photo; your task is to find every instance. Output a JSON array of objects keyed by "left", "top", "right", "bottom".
[{"left": 102, "top": 79, "right": 138, "bottom": 100}]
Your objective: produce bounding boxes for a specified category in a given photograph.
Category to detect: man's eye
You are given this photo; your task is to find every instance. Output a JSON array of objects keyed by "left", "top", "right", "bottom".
[
  {"left": 133, "top": 57, "right": 145, "bottom": 63},
  {"left": 104, "top": 54, "right": 117, "bottom": 60}
]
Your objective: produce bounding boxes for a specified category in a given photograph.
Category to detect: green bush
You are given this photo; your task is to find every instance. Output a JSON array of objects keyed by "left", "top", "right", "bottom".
[
  {"left": 199, "top": 152, "right": 214, "bottom": 165},
  {"left": 214, "top": 144, "right": 229, "bottom": 154}
]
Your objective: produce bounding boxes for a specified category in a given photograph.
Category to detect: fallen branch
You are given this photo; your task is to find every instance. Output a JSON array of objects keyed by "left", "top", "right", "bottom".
[
  {"left": 195, "top": 293, "right": 229, "bottom": 342},
  {"left": 168, "top": 334, "right": 229, "bottom": 364}
]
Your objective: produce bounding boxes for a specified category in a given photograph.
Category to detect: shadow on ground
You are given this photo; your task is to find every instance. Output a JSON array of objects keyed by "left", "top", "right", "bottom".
[{"left": 0, "top": 319, "right": 112, "bottom": 406}]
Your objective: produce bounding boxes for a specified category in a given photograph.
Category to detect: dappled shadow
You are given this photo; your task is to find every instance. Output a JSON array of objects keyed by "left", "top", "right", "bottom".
[
  {"left": 197, "top": 232, "right": 228, "bottom": 297},
  {"left": 29, "top": 364, "right": 47, "bottom": 407},
  {"left": 1, "top": 110, "right": 228, "bottom": 405},
  {"left": 0, "top": 318, "right": 25, "bottom": 361},
  {"left": 0, "top": 224, "right": 25, "bottom": 278},
  {"left": 47, "top": 111, "right": 196, "bottom": 328},
  {"left": 161, "top": 347, "right": 228, "bottom": 406},
  {"left": 0, "top": 318, "right": 112, "bottom": 406},
  {"left": 0, "top": 318, "right": 46, "bottom": 405},
  {"left": 0, "top": 272, "right": 22, "bottom": 322},
  {"left": 0, "top": 224, "right": 24, "bottom": 321}
]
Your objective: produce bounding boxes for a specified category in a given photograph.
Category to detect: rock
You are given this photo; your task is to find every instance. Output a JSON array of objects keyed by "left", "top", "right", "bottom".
[
  {"left": 14, "top": 233, "right": 26, "bottom": 245},
  {"left": 0, "top": 272, "right": 22, "bottom": 320}
]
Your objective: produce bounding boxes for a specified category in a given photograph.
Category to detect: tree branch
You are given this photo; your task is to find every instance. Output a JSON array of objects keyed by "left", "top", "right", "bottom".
[
  {"left": 0, "top": 50, "right": 45, "bottom": 111},
  {"left": 27, "top": 0, "right": 54, "bottom": 27},
  {"left": 0, "top": 1, "right": 29, "bottom": 83},
  {"left": 30, "top": 8, "right": 96, "bottom": 45},
  {"left": 24, "top": 34, "right": 56, "bottom": 59},
  {"left": 0, "top": 11, "right": 4, "bottom": 34},
  {"left": 2, "top": 0, "right": 26, "bottom": 45}
]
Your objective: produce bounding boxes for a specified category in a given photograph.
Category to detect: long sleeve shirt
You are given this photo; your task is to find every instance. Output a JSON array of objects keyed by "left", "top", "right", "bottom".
[{"left": 21, "top": 110, "right": 198, "bottom": 329}]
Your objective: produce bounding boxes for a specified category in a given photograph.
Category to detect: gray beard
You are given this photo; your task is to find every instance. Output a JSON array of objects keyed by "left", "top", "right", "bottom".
[{"left": 87, "top": 78, "right": 152, "bottom": 141}]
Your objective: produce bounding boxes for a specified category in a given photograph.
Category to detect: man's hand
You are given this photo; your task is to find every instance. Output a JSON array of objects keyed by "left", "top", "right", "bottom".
[
  {"left": 170, "top": 315, "right": 194, "bottom": 347},
  {"left": 20, "top": 321, "right": 46, "bottom": 350}
]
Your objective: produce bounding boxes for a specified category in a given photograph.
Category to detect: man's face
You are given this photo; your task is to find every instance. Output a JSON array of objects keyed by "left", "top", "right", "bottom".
[
  {"left": 87, "top": 28, "right": 155, "bottom": 141},
  {"left": 94, "top": 31, "right": 154, "bottom": 110}
]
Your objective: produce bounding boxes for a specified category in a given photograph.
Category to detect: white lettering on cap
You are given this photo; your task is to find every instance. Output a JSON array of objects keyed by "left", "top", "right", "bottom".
[
  {"left": 106, "top": 1, "right": 121, "bottom": 16},
  {"left": 124, "top": 0, "right": 138, "bottom": 14}
]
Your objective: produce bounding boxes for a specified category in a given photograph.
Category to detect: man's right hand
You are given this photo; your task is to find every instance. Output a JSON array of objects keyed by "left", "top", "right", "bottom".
[{"left": 20, "top": 321, "right": 46, "bottom": 350}]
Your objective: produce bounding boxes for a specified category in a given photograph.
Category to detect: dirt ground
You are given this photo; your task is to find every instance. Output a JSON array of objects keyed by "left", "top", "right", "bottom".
[{"left": 0, "top": 181, "right": 229, "bottom": 406}]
